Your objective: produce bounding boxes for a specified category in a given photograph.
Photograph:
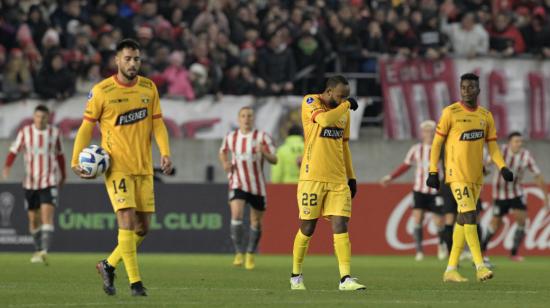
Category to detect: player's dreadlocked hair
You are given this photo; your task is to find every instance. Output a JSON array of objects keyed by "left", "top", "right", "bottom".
[
  {"left": 460, "top": 73, "right": 479, "bottom": 83},
  {"left": 326, "top": 75, "right": 348, "bottom": 89},
  {"left": 116, "top": 38, "right": 141, "bottom": 52}
]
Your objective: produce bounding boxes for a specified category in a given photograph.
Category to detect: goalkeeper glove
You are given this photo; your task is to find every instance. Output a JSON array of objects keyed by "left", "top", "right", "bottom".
[
  {"left": 500, "top": 167, "right": 514, "bottom": 182},
  {"left": 347, "top": 98, "right": 358, "bottom": 111},
  {"left": 348, "top": 179, "right": 357, "bottom": 198},
  {"left": 426, "top": 172, "right": 440, "bottom": 190}
]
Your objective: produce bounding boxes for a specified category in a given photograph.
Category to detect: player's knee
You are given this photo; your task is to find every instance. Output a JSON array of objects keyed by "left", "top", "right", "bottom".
[
  {"left": 300, "top": 220, "right": 317, "bottom": 237},
  {"left": 457, "top": 211, "right": 477, "bottom": 225},
  {"left": 331, "top": 218, "right": 348, "bottom": 234}
]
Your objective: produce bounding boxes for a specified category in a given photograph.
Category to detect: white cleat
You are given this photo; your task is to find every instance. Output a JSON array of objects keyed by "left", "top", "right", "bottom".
[
  {"left": 415, "top": 252, "right": 424, "bottom": 261},
  {"left": 339, "top": 277, "right": 366, "bottom": 291},
  {"left": 438, "top": 244, "right": 448, "bottom": 260},
  {"left": 290, "top": 274, "right": 306, "bottom": 290},
  {"left": 30, "top": 252, "right": 43, "bottom": 263}
]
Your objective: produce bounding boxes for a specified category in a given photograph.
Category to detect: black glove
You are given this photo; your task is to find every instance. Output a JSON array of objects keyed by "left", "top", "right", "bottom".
[
  {"left": 426, "top": 172, "right": 440, "bottom": 190},
  {"left": 347, "top": 98, "right": 358, "bottom": 111},
  {"left": 500, "top": 167, "right": 514, "bottom": 182},
  {"left": 348, "top": 179, "right": 357, "bottom": 198}
]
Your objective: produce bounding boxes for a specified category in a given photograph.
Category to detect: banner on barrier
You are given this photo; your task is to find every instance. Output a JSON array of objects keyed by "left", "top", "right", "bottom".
[
  {"left": 380, "top": 58, "right": 550, "bottom": 140},
  {"left": 1, "top": 184, "right": 548, "bottom": 255}
]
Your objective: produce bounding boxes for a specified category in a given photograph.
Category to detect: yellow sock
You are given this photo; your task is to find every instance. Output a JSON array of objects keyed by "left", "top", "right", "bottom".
[
  {"left": 292, "top": 230, "right": 311, "bottom": 274},
  {"left": 107, "top": 234, "right": 145, "bottom": 268},
  {"left": 118, "top": 229, "right": 141, "bottom": 283},
  {"left": 447, "top": 224, "right": 465, "bottom": 268},
  {"left": 464, "top": 224, "right": 484, "bottom": 267},
  {"left": 333, "top": 232, "right": 351, "bottom": 278}
]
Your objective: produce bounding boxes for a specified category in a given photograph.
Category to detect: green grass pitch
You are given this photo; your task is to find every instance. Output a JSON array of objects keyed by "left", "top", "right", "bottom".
[{"left": 1, "top": 253, "right": 549, "bottom": 307}]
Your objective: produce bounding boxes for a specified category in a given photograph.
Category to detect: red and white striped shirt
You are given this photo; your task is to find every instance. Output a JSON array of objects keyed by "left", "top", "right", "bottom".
[
  {"left": 220, "top": 129, "right": 276, "bottom": 197},
  {"left": 390, "top": 143, "right": 438, "bottom": 195},
  {"left": 6, "top": 124, "right": 65, "bottom": 190},
  {"left": 492, "top": 145, "right": 541, "bottom": 200}
]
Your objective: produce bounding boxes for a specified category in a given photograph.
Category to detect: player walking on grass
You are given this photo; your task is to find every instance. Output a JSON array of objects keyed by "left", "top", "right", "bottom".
[
  {"left": 481, "top": 132, "right": 549, "bottom": 261},
  {"left": 380, "top": 120, "right": 447, "bottom": 261},
  {"left": 427, "top": 73, "right": 513, "bottom": 282},
  {"left": 2, "top": 105, "right": 66, "bottom": 264},
  {"left": 71, "top": 39, "right": 172, "bottom": 296},
  {"left": 219, "top": 107, "right": 277, "bottom": 270},
  {"left": 290, "top": 75, "right": 365, "bottom": 291}
]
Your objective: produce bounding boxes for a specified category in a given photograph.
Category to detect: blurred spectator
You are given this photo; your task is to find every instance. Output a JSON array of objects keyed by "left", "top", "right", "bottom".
[
  {"left": 26, "top": 5, "right": 49, "bottom": 51},
  {"left": 418, "top": 13, "right": 449, "bottom": 59},
  {"left": 41, "top": 28, "right": 60, "bottom": 54},
  {"left": 388, "top": 19, "right": 419, "bottom": 58},
  {"left": 189, "top": 63, "right": 211, "bottom": 99},
  {"left": 271, "top": 125, "right": 304, "bottom": 184},
  {"left": 35, "top": 51, "right": 75, "bottom": 100},
  {"left": 103, "top": 1, "right": 135, "bottom": 38},
  {"left": 50, "top": 0, "right": 82, "bottom": 36},
  {"left": 258, "top": 31, "right": 296, "bottom": 95},
  {"left": 3, "top": 49, "right": 33, "bottom": 102},
  {"left": 488, "top": 12, "right": 525, "bottom": 56},
  {"left": 220, "top": 64, "right": 256, "bottom": 95},
  {"left": 521, "top": 9, "right": 550, "bottom": 57},
  {"left": 442, "top": 12, "right": 489, "bottom": 57},
  {"left": 160, "top": 51, "right": 195, "bottom": 100},
  {"left": 76, "top": 63, "right": 101, "bottom": 94},
  {"left": 362, "top": 20, "right": 387, "bottom": 55}
]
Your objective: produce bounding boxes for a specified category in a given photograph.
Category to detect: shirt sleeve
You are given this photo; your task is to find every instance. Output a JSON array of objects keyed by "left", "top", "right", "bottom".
[
  {"left": 152, "top": 82, "right": 163, "bottom": 120},
  {"left": 302, "top": 95, "right": 323, "bottom": 124},
  {"left": 343, "top": 111, "right": 351, "bottom": 141},
  {"left": 55, "top": 131, "right": 64, "bottom": 155},
  {"left": 262, "top": 132, "right": 276, "bottom": 154},
  {"left": 435, "top": 108, "right": 451, "bottom": 137},
  {"left": 9, "top": 128, "right": 25, "bottom": 154},
  {"left": 220, "top": 134, "right": 229, "bottom": 153},
  {"left": 83, "top": 87, "right": 103, "bottom": 122},
  {"left": 486, "top": 112, "right": 498, "bottom": 141},
  {"left": 527, "top": 151, "right": 541, "bottom": 175},
  {"left": 404, "top": 144, "right": 416, "bottom": 165}
]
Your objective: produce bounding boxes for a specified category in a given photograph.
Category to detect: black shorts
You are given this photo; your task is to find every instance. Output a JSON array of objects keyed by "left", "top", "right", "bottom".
[
  {"left": 440, "top": 184, "right": 482, "bottom": 214},
  {"left": 229, "top": 189, "right": 266, "bottom": 211},
  {"left": 493, "top": 197, "right": 526, "bottom": 217},
  {"left": 24, "top": 187, "right": 58, "bottom": 211},
  {"left": 412, "top": 192, "right": 442, "bottom": 214}
]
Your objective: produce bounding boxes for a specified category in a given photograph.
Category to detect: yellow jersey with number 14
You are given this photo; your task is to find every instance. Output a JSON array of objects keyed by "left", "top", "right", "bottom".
[
  {"left": 82, "top": 75, "right": 163, "bottom": 175},
  {"left": 299, "top": 94, "right": 350, "bottom": 184},
  {"left": 435, "top": 102, "right": 498, "bottom": 184}
]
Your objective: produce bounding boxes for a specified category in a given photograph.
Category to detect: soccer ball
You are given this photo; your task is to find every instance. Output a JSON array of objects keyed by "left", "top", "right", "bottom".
[{"left": 78, "top": 145, "right": 110, "bottom": 177}]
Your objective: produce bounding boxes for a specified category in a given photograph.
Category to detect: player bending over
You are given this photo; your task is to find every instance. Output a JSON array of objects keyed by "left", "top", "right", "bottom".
[
  {"left": 380, "top": 120, "right": 446, "bottom": 261},
  {"left": 219, "top": 106, "right": 277, "bottom": 270},
  {"left": 481, "top": 132, "right": 549, "bottom": 261},
  {"left": 290, "top": 75, "right": 365, "bottom": 291},
  {"left": 72, "top": 39, "right": 172, "bottom": 296},
  {"left": 427, "top": 73, "right": 513, "bottom": 282}
]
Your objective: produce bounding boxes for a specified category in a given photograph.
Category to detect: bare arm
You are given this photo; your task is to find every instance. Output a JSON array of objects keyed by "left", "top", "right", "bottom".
[{"left": 534, "top": 174, "right": 549, "bottom": 208}]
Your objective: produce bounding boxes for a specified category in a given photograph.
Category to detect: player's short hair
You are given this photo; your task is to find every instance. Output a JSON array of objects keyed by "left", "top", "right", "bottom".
[
  {"left": 460, "top": 73, "right": 479, "bottom": 83},
  {"left": 34, "top": 104, "right": 50, "bottom": 114},
  {"left": 239, "top": 106, "right": 253, "bottom": 115},
  {"left": 508, "top": 131, "right": 522, "bottom": 140},
  {"left": 420, "top": 120, "right": 436, "bottom": 129},
  {"left": 326, "top": 75, "right": 349, "bottom": 89},
  {"left": 116, "top": 39, "right": 141, "bottom": 53}
]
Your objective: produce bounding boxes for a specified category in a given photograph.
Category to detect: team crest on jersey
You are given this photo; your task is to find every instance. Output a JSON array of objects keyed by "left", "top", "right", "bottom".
[
  {"left": 480, "top": 120, "right": 486, "bottom": 127},
  {"left": 141, "top": 95, "right": 150, "bottom": 104},
  {"left": 303, "top": 208, "right": 310, "bottom": 215},
  {"left": 460, "top": 129, "right": 485, "bottom": 141},
  {"left": 306, "top": 97, "right": 314, "bottom": 104}
]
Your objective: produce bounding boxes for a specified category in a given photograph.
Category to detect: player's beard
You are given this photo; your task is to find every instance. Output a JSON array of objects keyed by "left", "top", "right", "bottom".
[
  {"left": 328, "top": 99, "right": 338, "bottom": 108},
  {"left": 122, "top": 68, "right": 138, "bottom": 81}
]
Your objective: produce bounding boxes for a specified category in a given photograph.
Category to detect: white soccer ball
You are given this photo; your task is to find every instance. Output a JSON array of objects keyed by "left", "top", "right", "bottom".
[{"left": 78, "top": 145, "right": 110, "bottom": 177}]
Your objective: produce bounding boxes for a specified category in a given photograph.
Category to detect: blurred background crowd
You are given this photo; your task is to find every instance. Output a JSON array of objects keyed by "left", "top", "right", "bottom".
[{"left": 1, "top": 0, "right": 550, "bottom": 104}]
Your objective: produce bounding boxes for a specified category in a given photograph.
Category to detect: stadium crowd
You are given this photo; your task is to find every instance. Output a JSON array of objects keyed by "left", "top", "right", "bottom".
[{"left": 1, "top": 0, "right": 550, "bottom": 103}]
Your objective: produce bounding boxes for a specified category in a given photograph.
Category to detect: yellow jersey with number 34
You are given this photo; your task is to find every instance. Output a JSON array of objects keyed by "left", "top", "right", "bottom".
[
  {"left": 435, "top": 102, "right": 498, "bottom": 184},
  {"left": 299, "top": 94, "right": 350, "bottom": 184},
  {"left": 83, "top": 75, "right": 163, "bottom": 175}
]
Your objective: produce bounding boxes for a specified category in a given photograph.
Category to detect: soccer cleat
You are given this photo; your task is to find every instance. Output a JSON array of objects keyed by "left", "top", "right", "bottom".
[
  {"left": 244, "top": 253, "right": 255, "bottom": 270},
  {"left": 96, "top": 260, "right": 116, "bottom": 295},
  {"left": 476, "top": 266, "right": 493, "bottom": 282},
  {"left": 339, "top": 277, "right": 366, "bottom": 291},
  {"left": 483, "top": 256, "right": 495, "bottom": 269},
  {"left": 38, "top": 250, "right": 48, "bottom": 265},
  {"left": 415, "top": 252, "right": 424, "bottom": 261},
  {"left": 443, "top": 270, "right": 468, "bottom": 282},
  {"left": 290, "top": 274, "right": 306, "bottom": 290},
  {"left": 232, "top": 253, "right": 244, "bottom": 267},
  {"left": 510, "top": 255, "right": 525, "bottom": 262},
  {"left": 30, "top": 252, "right": 43, "bottom": 264},
  {"left": 130, "top": 281, "right": 147, "bottom": 296},
  {"left": 438, "top": 244, "right": 448, "bottom": 260}
]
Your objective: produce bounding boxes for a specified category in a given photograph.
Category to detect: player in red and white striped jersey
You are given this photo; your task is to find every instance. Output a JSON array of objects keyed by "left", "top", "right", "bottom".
[
  {"left": 218, "top": 106, "right": 277, "bottom": 270},
  {"left": 2, "top": 105, "right": 66, "bottom": 263},
  {"left": 380, "top": 120, "right": 446, "bottom": 261},
  {"left": 481, "top": 132, "right": 549, "bottom": 261}
]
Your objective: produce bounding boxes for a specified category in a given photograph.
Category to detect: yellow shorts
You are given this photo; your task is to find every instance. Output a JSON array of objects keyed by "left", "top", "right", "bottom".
[
  {"left": 297, "top": 180, "right": 352, "bottom": 220},
  {"left": 449, "top": 182, "right": 481, "bottom": 213},
  {"left": 105, "top": 171, "right": 155, "bottom": 213}
]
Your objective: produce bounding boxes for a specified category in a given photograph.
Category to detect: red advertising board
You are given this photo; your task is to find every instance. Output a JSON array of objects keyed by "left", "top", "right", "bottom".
[{"left": 263, "top": 184, "right": 550, "bottom": 256}]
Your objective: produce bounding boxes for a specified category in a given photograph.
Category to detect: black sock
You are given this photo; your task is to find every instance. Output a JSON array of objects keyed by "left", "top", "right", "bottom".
[
  {"left": 291, "top": 273, "right": 301, "bottom": 277},
  {"left": 443, "top": 224, "right": 454, "bottom": 254},
  {"left": 511, "top": 227, "right": 525, "bottom": 256},
  {"left": 481, "top": 229, "right": 495, "bottom": 253},
  {"left": 340, "top": 275, "right": 351, "bottom": 283},
  {"left": 413, "top": 225, "right": 423, "bottom": 253},
  {"left": 476, "top": 224, "right": 483, "bottom": 244}
]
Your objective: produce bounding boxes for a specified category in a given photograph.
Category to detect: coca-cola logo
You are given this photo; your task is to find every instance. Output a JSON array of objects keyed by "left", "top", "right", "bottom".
[{"left": 386, "top": 187, "right": 550, "bottom": 251}]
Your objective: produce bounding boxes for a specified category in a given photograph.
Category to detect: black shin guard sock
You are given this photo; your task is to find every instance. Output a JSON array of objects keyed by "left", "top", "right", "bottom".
[
  {"left": 511, "top": 228, "right": 525, "bottom": 256},
  {"left": 230, "top": 221, "right": 245, "bottom": 253},
  {"left": 413, "top": 226, "right": 423, "bottom": 253},
  {"left": 443, "top": 224, "right": 454, "bottom": 254},
  {"left": 246, "top": 227, "right": 262, "bottom": 253}
]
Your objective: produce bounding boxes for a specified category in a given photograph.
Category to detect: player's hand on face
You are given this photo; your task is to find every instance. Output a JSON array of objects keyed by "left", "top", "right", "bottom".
[
  {"left": 71, "top": 165, "right": 96, "bottom": 179},
  {"left": 160, "top": 156, "right": 173, "bottom": 175},
  {"left": 379, "top": 175, "right": 391, "bottom": 187},
  {"left": 347, "top": 97, "right": 359, "bottom": 111}
]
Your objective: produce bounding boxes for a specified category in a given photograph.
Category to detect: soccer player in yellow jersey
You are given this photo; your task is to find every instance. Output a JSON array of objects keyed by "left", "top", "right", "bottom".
[
  {"left": 71, "top": 39, "right": 172, "bottom": 296},
  {"left": 427, "top": 73, "right": 514, "bottom": 282},
  {"left": 290, "top": 75, "right": 365, "bottom": 291}
]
